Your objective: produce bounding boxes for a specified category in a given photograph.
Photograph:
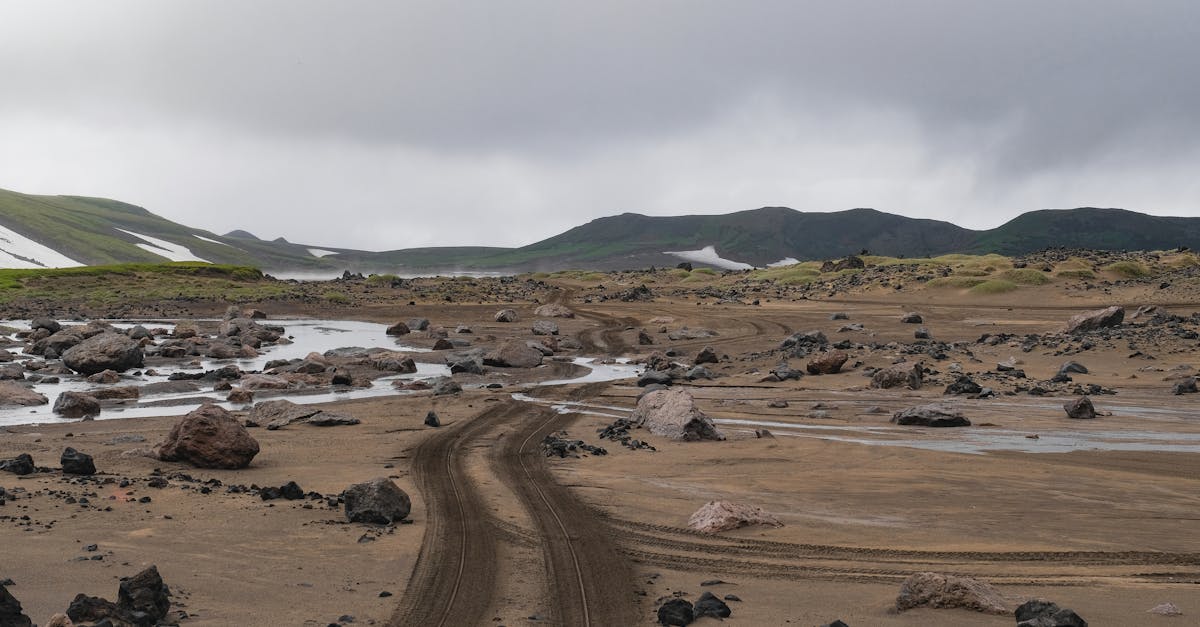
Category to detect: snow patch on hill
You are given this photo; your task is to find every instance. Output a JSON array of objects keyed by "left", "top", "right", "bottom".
[
  {"left": 117, "top": 229, "right": 210, "bottom": 263},
  {"left": 768, "top": 257, "right": 800, "bottom": 267},
  {"left": 308, "top": 248, "right": 339, "bottom": 258},
  {"left": 665, "top": 245, "right": 754, "bottom": 270},
  {"left": 0, "top": 224, "right": 82, "bottom": 268}
]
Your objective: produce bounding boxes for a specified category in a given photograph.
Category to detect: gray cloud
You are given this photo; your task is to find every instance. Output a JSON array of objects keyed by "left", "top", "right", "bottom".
[{"left": 1, "top": 1, "right": 1199, "bottom": 249}]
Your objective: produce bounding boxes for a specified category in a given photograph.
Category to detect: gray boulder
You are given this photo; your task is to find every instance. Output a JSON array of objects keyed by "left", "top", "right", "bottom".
[
  {"left": 62, "top": 333, "right": 144, "bottom": 375},
  {"left": 1065, "top": 306, "right": 1123, "bottom": 334},
  {"left": 344, "top": 477, "right": 411, "bottom": 524},
  {"left": 158, "top": 404, "right": 260, "bottom": 469},
  {"left": 1063, "top": 396, "right": 1096, "bottom": 420},
  {"left": 631, "top": 388, "right": 724, "bottom": 441},
  {"left": 53, "top": 392, "right": 101, "bottom": 418},
  {"left": 892, "top": 404, "right": 970, "bottom": 427}
]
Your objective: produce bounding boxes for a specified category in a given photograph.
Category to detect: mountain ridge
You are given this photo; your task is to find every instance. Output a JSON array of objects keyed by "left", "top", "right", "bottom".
[{"left": 1, "top": 186, "right": 1197, "bottom": 273}]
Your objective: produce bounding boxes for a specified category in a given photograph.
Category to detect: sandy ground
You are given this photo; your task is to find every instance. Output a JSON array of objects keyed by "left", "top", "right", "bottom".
[{"left": 3, "top": 274, "right": 1200, "bottom": 625}]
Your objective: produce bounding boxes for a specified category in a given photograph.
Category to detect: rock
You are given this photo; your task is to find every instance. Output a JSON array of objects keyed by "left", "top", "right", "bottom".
[
  {"left": 45, "top": 613, "right": 71, "bottom": 627},
  {"left": 0, "top": 364, "right": 22, "bottom": 381},
  {"left": 871, "top": 362, "right": 923, "bottom": 389},
  {"left": 638, "top": 370, "right": 673, "bottom": 387},
  {"left": 755, "top": 429, "right": 774, "bottom": 438},
  {"left": 67, "top": 595, "right": 121, "bottom": 624},
  {"left": 86, "top": 369, "right": 122, "bottom": 384},
  {"left": 914, "top": 326, "right": 931, "bottom": 339},
  {"left": 344, "top": 477, "right": 412, "bottom": 524},
  {"left": 684, "top": 366, "right": 713, "bottom": 381},
  {"left": 1172, "top": 377, "right": 1197, "bottom": 395},
  {"left": 127, "top": 325, "right": 152, "bottom": 340},
  {"left": 532, "top": 320, "right": 559, "bottom": 336},
  {"left": 900, "top": 312, "right": 923, "bottom": 324},
  {"left": 830, "top": 312, "right": 849, "bottom": 320},
  {"left": 892, "top": 404, "right": 970, "bottom": 427},
  {"left": 430, "top": 377, "right": 462, "bottom": 396},
  {"left": 158, "top": 404, "right": 260, "bottom": 469},
  {"left": 820, "top": 621, "right": 850, "bottom": 627},
  {"left": 944, "top": 375, "right": 983, "bottom": 396},
  {"left": 1147, "top": 602, "right": 1182, "bottom": 616},
  {"left": 694, "top": 346, "right": 718, "bottom": 365},
  {"left": 688, "top": 500, "right": 782, "bottom": 533},
  {"left": 657, "top": 598, "right": 694, "bottom": 626},
  {"left": 770, "top": 360, "right": 802, "bottom": 381},
  {"left": 1015, "top": 599, "right": 1088, "bottom": 627},
  {"left": 0, "top": 453, "right": 35, "bottom": 475},
  {"left": 246, "top": 399, "right": 321, "bottom": 428},
  {"left": 227, "top": 388, "right": 254, "bottom": 404},
  {"left": 303, "top": 412, "right": 360, "bottom": 427},
  {"left": 407, "top": 318, "right": 430, "bottom": 331},
  {"left": 780, "top": 330, "right": 828, "bottom": 352},
  {"left": 895, "top": 572, "right": 1009, "bottom": 614},
  {"left": 0, "top": 581, "right": 32, "bottom": 627},
  {"left": 53, "top": 392, "right": 101, "bottom": 419},
  {"left": 1065, "top": 306, "right": 1124, "bottom": 333},
  {"left": 118, "top": 565, "right": 171, "bottom": 625},
  {"left": 62, "top": 332, "right": 144, "bottom": 375},
  {"left": 693, "top": 591, "right": 731, "bottom": 619},
  {"left": 30, "top": 317, "right": 61, "bottom": 334},
  {"left": 239, "top": 374, "right": 291, "bottom": 390},
  {"left": 534, "top": 303, "right": 574, "bottom": 318},
  {"left": 483, "top": 339, "right": 543, "bottom": 368},
  {"left": 424, "top": 411, "right": 440, "bottom": 427},
  {"left": 820, "top": 255, "right": 865, "bottom": 272},
  {"left": 0, "top": 381, "right": 47, "bottom": 407},
  {"left": 1063, "top": 396, "right": 1096, "bottom": 420},
  {"left": 494, "top": 308, "right": 519, "bottom": 323},
  {"left": 637, "top": 330, "right": 654, "bottom": 345},
  {"left": 61, "top": 447, "right": 96, "bottom": 475},
  {"left": 446, "top": 351, "right": 484, "bottom": 375},
  {"left": 385, "top": 322, "right": 410, "bottom": 336},
  {"left": 632, "top": 388, "right": 724, "bottom": 441},
  {"left": 1058, "top": 361, "right": 1089, "bottom": 376},
  {"left": 806, "top": 350, "right": 848, "bottom": 375}
]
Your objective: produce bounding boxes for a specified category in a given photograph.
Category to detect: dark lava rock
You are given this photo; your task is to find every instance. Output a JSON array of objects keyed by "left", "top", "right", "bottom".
[
  {"left": 0, "top": 453, "right": 34, "bottom": 476},
  {"left": 892, "top": 404, "right": 971, "bottom": 427},
  {"left": 385, "top": 322, "right": 410, "bottom": 336},
  {"left": 806, "top": 350, "right": 848, "bottom": 375},
  {"left": 1015, "top": 599, "right": 1088, "bottom": 627},
  {"left": 871, "top": 362, "right": 923, "bottom": 390},
  {"left": 638, "top": 370, "right": 673, "bottom": 387},
  {"left": 158, "top": 404, "right": 260, "bottom": 469},
  {"left": 62, "top": 332, "right": 144, "bottom": 375},
  {"left": 61, "top": 447, "right": 97, "bottom": 475},
  {"left": 694, "top": 346, "right": 718, "bottom": 365},
  {"left": 657, "top": 598, "right": 694, "bottom": 626},
  {"left": 900, "top": 312, "right": 923, "bottom": 324},
  {"left": 1172, "top": 377, "right": 1197, "bottom": 395},
  {"left": 30, "top": 317, "right": 61, "bottom": 334},
  {"left": 820, "top": 621, "right": 850, "bottom": 627},
  {"left": 279, "top": 481, "right": 305, "bottom": 500},
  {"left": 424, "top": 411, "right": 440, "bottom": 428},
  {"left": 1063, "top": 396, "right": 1096, "bottom": 420},
  {"left": 67, "top": 594, "right": 122, "bottom": 624},
  {"left": 344, "top": 477, "right": 412, "bottom": 524},
  {"left": 693, "top": 591, "right": 731, "bottom": 619},
  {"left": 1058, "top": 361, "right": 1089, "bottom": 376},
  {"left": 53, "top": 391, "right": 101, "bottom": 418},
  {"left": 0, "top": 582, "right": 32, "bottom": 627},
  {"left": 944, "top": 375, "right": 983, "bottom": 396},
  {"left": 118, "top": 565, "right": 171, "bottom": 625},
  {"left": 1065, "top": 306, "right": 1124, "bottom": 334},
  {"left": 430, "top": 377, "right": 462, "bottom": 396}
]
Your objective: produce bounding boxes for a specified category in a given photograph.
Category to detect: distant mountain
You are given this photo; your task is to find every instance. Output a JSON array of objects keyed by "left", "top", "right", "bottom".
[{"left": 2, "top": 185, "right": 1198, "bottom": 273}]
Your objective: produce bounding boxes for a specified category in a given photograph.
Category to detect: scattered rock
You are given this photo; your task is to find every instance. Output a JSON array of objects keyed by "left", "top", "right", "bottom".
[
  {"left": 806, "top": 350, "right": 848, "bottom": 375},
  {"left": 424, "top": 411, "right": 440, "bottom": 427},
  {"left": 0, "top": 581, "right": 32, "bottom": 627},
  {"left": 900, "top": 312, "right": 923, "bottom": 324},
  {"left": 1172, "top": 377, "right": 1197, "bottom": 395},
  {"left": 1015, "top": 599, "right": 1088, "bottom": 627},
  {"left": 60, "top": 447, "right": 96, "bottom": 475},
  {"left": 86, "top": 369, "right": 121, "bottom": 384},
  {"left": 53, "top": 392, "right": 101, "bottom": 419},
  {"left": 246, "top": 399, "right": 321, "bottom": 429},
  {"left": 871, "top": 362, "right": 922, "bottom": 389},
  {"left": 303, "top": 412, "right": 361, "bottom": 427},
  {"left": 895, "top": 572, "right": 1009, "bottom": 614},
  {"left": 483, "top": 339, "right": 543, "bottom": 368},
  {"left": 344, "top": 477, "right": 412, "bottom": 524},
  {"left": 0, "top": 381, "right": 48, "bottom": 407},
  {"left": 385, "top": 322, "right": 410, "bottom": 336},
  {"left": 657, "top": 598, "right": 694, "bottom": 626},
  {"left": 494, "top": 308, "right": 519, "bottom": 323},
  {"left": 694, "top": 346, "right": 718, "bottom": 365},
  {"left": 1065, "top": 306, "right": 1124, "bottom": 334},
  {"left": 1147, "top": 602, "right": 1182, "bottom": 616},
  {"left": 1058, "top": 361, "right": 1089, "bottom": 376},
  {"left": 944, "top": 375, "right": 983, "bottom": 396},
  {"left": 1063, "top": 396, "right": 1096, "bottom": 420},
  {"left": 688, "top": 500, "right": 782, "bottom": 533},
  {"left": 632, "top": 388, "right": 724, "bottom": 441},
  {"left": 430, "top": 377, "right": 462, "bottom": 396},
  {"left": 534, "top": 303, "right": 574, "bottom": 318},
  {"left": 158, "top": 404, "right": 260, "bottom": 469},
  {"left": 892, "top": 404, "right": 971, "bottom": 427},
  {"left": 532, "top": 320, "right": 559, "bottom": 336},
  {"left": 0, "top": 453, "right": 34, "bottom": 475},
  {"left": 693, "top": 591, "right": 731, "bottom": 619}
]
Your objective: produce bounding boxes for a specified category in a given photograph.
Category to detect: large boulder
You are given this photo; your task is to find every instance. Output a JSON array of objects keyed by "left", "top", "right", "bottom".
[
  {"left": 0, "top": 453, "right": 35, "bottom": 475},
  {"left": 245, "top": 399, "right": 321, "bottom": 429},
  {"left": 892, "top": 404, "right": 971, "bottom": 427},
  {"left": 806, "top": 350, "right": 848, "bottom": 375},
  {"left": 657, "top": 598, "right": 694, "bottom": 626},
  {"left": 157, "top": 404, "right": 260, "bottom": 469},
  {"left": 693, "top": 591, "right": 731, "bottom": 619},
  {"left": 483, "top": 339, "right": 543, "bottom": 368},
  {"left": 62, "top": 333, "right": 144, "bottom": 375},
  {"left": 1063, "top": 396, "right": 1096, "bottom": 420},
  {"left": 494, "top": 308, "right": 519, "bottom": 323},
  {"left": 385, "top": 321, "right": 410, "bottom": 336},
  {"left": 871, "top": 362, "right": 923, "bottom": 389},
  {"left": 0, "top": 582, "right": 32, "bottom": 627},
  {"left": 895, "top": 572, "right": 1009, "bottom": 614},
  {"left": 687, "top": 500, "right": 782, "bottom": 534},
  {"left": 0, "top": 381, "right": 47, "bottom": 407},
  {"left": 343, "top": 477, "right": 412, "bottom": 524},
  {"left": 1065, "top": 306, "right": 1124, "bottom": 334},
  {"left": 631, "top": 388, "right": 724, "bottom": 441},
  {"left": 531, "top": 320, "right": 559, "bottom": 336},
  {"left": 53, "top": 391, "right": 101, "bottom": 418},
  {"left": 117, "top": 565, "right": 171, "bottom": 624},
  {"left": 61, "top": 447, "right": 96, "bottom": 475}
]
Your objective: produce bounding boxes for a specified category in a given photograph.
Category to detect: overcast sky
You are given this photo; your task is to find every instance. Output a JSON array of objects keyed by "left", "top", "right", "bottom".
[{"left": 2, "top": 1, "right": 1199, "bottom": 251}]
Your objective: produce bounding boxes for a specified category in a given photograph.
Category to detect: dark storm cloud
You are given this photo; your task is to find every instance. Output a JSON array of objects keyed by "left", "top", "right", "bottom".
[{"left": 1, "top": 1, "right": 1199, "bottom": 249}]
